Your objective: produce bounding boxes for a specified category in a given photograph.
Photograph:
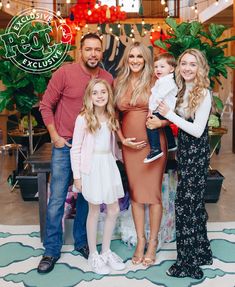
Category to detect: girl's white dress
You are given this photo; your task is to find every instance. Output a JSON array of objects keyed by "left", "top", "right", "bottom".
[{"left": 81, "top": 122, "right": 124, "bottom": 205}]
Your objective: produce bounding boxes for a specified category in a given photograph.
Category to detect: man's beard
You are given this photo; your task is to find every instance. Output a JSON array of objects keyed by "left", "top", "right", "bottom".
[{"left": 85, "top": 60, "right": 100, "bottom": 69}]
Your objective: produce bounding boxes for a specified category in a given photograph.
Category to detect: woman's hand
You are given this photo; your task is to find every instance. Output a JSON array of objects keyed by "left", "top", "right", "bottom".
[
  {"left": 146, "top": 115, "right": 162, "bottom": 129},
  {"left": 157, "top": 101, "right": 170, "bottom": 117},
  {"left": 122, "top": 137, "right": 147, "bottom": 150}
]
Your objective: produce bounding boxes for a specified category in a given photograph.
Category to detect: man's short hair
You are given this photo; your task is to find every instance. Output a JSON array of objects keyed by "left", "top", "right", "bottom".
[{"left": 80, "top": 33, "right": 102, "bottom": 48}]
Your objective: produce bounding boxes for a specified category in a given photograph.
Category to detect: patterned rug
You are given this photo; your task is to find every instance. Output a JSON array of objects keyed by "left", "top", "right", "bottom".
[{"left": 0, "top": 222, "right": 235, "bottom": 287}]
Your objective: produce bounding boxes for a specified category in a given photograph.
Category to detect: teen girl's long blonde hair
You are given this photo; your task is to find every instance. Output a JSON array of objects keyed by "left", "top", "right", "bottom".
[
  {"left": 175, "top": 48, "right": 210, "bottom": 118},
  {"left": 115, "top": 41, "right": 153, "bottom": 106},
  {"left": 80, "top": 78, "right": 119, "bottom": 133}
]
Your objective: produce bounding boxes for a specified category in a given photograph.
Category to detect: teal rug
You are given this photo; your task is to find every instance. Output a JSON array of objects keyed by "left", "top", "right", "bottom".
[{"left": 0, "top": 222, "right": 235, "bottom": 287}]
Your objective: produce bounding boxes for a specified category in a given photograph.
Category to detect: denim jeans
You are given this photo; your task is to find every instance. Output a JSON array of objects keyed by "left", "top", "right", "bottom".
[
  {"left": 43, "top": 143, "right": 88, "bottom": 258},
  {"left": 147, "top": 112, "right": 176, "bottom": 151}
]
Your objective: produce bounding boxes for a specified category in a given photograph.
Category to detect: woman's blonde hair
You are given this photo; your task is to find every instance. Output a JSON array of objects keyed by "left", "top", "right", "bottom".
[
  {"left": 115, "top": 41, "right": 153, "bottom": 105},
  {"left": 80, "top": 78, "right": 119, "bottom": 133},
  {"left": 175, "top": 48, "right": 210, "bottom": 118}
]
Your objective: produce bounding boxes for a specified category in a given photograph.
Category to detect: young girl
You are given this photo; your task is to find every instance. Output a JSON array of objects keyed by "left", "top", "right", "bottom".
[
  {"left": 70, "top": 79, "right": 125, "bottom": 275},
  {"left": 158, "top": 49, "right": 213, "bottom": 279}
]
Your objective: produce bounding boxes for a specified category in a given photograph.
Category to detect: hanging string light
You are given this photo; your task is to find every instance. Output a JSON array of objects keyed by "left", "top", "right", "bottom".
[
  {"left": 132, "top": 0, "right": 135, "bottom": 8},
  {"left": 31, "top": 1, "right": 36, "bottom": 13},
  {"left": 56, "top": 4, "right": 61, "bottom": 17},
  {"left": 131, "top": 25, "right": 134, "bottom": 34},
  {"left": 6, "top": 0, "right": 10, "bottom": 9},
  {"left": 94, "top": 0, "right": 99, "bottom": 9},
  {"left": 215, "top": 0, "right": 219, "bottom": 5}
]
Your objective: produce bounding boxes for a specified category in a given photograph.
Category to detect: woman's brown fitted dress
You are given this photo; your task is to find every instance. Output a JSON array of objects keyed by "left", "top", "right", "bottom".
[{"left": 117, "top": 88, "right": 167, "bottom": 204}]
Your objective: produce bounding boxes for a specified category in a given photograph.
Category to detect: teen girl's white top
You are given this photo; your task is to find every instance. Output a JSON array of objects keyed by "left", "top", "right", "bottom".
[{"left": 164, "top": 82, "right": 211, "bottom": 138}]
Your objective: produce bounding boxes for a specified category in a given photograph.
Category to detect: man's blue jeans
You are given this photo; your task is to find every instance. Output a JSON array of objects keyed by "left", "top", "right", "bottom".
[{"left": 43, "top": 143, "right": 88, "bottom": 258}]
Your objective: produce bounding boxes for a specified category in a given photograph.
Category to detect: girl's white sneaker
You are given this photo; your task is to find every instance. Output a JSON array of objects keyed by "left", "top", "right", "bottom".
[
  {"left": 88, "top": 251, "right": 110, "bottom": 275},
  {"left": 101, "top": 250, "right": 126, "bottom": 271}
]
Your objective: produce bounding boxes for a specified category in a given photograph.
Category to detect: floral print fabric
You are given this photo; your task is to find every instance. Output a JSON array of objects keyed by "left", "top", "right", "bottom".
[{"left": 170, "top": 122, "right": 213, "bottom": 278}]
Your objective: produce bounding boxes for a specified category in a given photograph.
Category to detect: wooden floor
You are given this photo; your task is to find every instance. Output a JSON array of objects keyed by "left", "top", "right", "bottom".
[{"left": 0, "top": 116, "right": 234, "bottom": 225}]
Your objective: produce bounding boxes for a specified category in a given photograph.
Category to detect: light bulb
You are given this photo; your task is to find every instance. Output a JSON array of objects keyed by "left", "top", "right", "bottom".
[
  {"left": 56, "top": 10, "right": 61, "bottom": 16},
  {"left": 88, "top": 9, "right": 92, "bottom": 16}
]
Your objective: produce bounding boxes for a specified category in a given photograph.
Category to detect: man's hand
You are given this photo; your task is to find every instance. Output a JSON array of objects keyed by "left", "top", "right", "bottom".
[
  {"left": 73, "top": 179, "right": 82, "bottom": 192},
  {"left": 53, "top": 136, "right": 72, "bottom": 148}
]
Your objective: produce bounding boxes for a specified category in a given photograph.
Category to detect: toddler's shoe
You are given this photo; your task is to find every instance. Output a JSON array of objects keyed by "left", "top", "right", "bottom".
[
  {"left": 88, "top": 251, "right": 110, "bottom": 275},
  {"left": 144, "top": 149, "right": 163, "bottom": 163},
  {"left": 101, "top": 249, "right": 126, "bottom": 271}
]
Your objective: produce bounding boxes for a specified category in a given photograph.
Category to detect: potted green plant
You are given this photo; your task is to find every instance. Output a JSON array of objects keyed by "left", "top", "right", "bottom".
[
  {"left": 155, "top": 18, "right": 235, "bottom": 202},
  {"left": 0, "top": 21, "right": 74, "bottom": 154},
  {"left": 0, "top": 20, "right": 74, "bottom": 199}
]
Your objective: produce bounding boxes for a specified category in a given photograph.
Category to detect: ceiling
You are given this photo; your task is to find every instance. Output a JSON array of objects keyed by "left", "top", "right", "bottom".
[
  {"left": 203, "top": 5, "right": 233, "bottom": 27},
  {"left": 0, "top": 2, "right": 233, "bottom": 29}
]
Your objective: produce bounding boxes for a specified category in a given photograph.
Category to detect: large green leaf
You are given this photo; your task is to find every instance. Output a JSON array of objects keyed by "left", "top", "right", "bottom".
[
  {"left": 14, "top": 93, "right": 39, "bottom": 114},
  {"left": 165, "top": 18, "right": 178, "bottom": 32},
  {"left": 32, "top": 76, "right": 48, "bottom": 94},
  {"left": 154, "top": 40, "right": 168, "bottom": 51},
  {"left": 175, "top": 22, "right": 190, "bottom": 38},
  {"left": 0, "top": 89, "right": 13, "bottom": 112},
  {"left": 209, "top": 23, "right": 227, "bottom": 42},
  {"left": 216, "top": 35, "right": 235, "bottom": 45},
  {"left": 190, "top": 21, "right": 202, "bottom": 37},
  {"left": 213, "top": 95, "right": 224, "bottom": 110}
]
